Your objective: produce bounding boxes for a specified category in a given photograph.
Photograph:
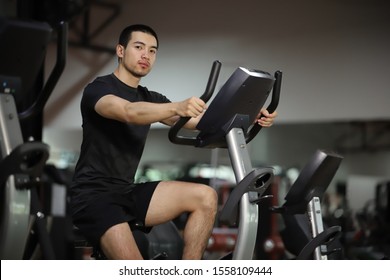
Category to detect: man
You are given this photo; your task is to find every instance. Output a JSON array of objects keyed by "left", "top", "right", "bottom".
[{"left": 70, "top": 24, "right": 277, "bottom": 260}]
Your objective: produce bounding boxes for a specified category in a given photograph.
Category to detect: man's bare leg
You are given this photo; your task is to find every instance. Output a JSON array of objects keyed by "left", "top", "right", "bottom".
[
  {"left": 145, "top": 181, "right": 218, "bottom": 260},
  {"left": 100, "top": 222, "right": 143, "bottom": 259},
  {"left": 181, "top": 197, "right": 217, "bottom": 259}
]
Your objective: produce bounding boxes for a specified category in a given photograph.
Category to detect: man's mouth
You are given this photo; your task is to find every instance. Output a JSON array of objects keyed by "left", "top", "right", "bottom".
[{"left": 138, "top": 61, "right": 150, "bottom": 68}]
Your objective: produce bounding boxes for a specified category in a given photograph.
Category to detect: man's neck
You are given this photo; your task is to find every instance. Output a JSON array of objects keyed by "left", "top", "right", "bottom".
[{"left": 113, "top": 68, "right": 140, "bottom": 88}]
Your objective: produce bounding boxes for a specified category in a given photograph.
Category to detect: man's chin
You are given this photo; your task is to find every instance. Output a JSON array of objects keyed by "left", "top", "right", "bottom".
[{"left": 132, "top": 70, "right": 149, "bottom": 78}]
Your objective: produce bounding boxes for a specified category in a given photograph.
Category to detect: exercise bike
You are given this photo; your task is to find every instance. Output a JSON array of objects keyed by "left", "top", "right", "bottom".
[
  {"left": 270, "top": 149, "right": 344, "bottom": 260},
  {"left": 169, "top": 61, "right": 343, "bottom": 260},
  {"left": 169, "top": 60, "right": 282, "bottom": 259}
]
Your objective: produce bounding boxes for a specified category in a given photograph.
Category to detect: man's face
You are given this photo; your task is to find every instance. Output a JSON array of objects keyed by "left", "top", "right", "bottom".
[{"left": 119, "top": 31, "right": 158, "bottom": 78}]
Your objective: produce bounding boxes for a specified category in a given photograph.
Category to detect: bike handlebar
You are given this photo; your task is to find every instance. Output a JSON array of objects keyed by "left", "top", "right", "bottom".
[
  {"left": 245, "top": 70, "right": 282, "bottom": 143},
  {"left": 168, "top": 61, "right": 281, "bottom": 146},
  {"left": 168, "top": 60, "right": 221, "bottom": 145}
]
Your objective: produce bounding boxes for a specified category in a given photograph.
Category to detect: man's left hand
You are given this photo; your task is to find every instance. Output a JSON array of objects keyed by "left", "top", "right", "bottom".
[{"left": 256, "top": 108, "right": 278, "bottom": 127}]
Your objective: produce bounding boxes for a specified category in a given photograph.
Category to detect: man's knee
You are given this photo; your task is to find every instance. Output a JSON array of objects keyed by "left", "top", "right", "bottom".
[{"left": 196, "top": 184, "right": 218, "bottom": 214}]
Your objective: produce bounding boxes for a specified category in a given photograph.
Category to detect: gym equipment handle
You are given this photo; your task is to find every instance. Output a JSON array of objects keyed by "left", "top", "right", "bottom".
[
  {"left": 19, "top": 21, "right": 68, "bottom": 121},
  {"left": 0, "top": 141, "right": 49, "bottom": 187},
  {"left": 296, "top": 226, "right": 342, "bottom": 260},
  {"left": 168, "top": 60, "right": 221, "bottom": 145},
  {"left": 245, "top": 70, "right": 282, "bottom": 143}
]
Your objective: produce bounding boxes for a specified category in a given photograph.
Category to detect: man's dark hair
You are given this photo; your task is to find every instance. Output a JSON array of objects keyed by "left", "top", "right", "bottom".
[{"left": 118, "top": 24, "right": 159, "bottom": 48}]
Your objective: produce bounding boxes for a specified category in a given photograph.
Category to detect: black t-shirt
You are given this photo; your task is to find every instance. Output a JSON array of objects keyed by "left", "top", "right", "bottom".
[{"left": 70, "top": 74, "right": 170, "bottom": 208}]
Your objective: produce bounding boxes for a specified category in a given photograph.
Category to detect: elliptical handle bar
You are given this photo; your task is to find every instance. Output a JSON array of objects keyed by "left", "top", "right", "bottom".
[
  {"left": 19, "top": 21, "right": 68, "bottom": 121},
  {"left": 245, "top": 70, "right": 282, "bottom": 143},
  {"left": 168, "top": 60, "right": 221, "bottom": 145}
]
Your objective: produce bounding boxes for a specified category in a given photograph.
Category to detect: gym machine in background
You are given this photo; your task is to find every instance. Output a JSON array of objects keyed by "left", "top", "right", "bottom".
[
  {"left": 270, "top": 150, "right": 344, "bottom": 260},
  {"left": 0, "top": 17, "right": 67, "bottom": 259}
]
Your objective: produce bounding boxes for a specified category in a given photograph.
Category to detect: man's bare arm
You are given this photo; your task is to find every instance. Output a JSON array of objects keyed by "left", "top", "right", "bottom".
[{"left": 95, "top": 94, "right": 206, "bottom": 125}]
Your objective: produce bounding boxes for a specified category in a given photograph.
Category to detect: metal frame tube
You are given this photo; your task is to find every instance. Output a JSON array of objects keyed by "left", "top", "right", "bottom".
[
  {"left": 226, "top": 128, "right": 258, "bottom": 259},
  {"left": 307, "top": 197, "right": 327, "bottom": 260}
]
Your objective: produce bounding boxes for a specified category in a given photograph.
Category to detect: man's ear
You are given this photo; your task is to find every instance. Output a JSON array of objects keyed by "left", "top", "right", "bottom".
[{"left": 116, "top": 44, "right": 124, "bottom": 58}]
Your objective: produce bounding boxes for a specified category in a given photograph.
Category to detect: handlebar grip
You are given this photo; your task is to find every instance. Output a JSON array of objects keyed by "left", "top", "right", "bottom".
[
  {"left": 199, "top": 60, "right": 222, "bottom": 103},
  {"left": 168, "top": 60, "right": 221, "bottom": 145},
  {"left": 245, "top": 70, "right": 282, "bottom": 143},
  {"left": 266, "top": 70, "right": 282, "bottom": 114}
]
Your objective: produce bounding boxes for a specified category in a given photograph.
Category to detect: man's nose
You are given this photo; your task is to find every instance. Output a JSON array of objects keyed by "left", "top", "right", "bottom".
[{"left": 141, "top": 51, "right": 149, "bottom": 59}]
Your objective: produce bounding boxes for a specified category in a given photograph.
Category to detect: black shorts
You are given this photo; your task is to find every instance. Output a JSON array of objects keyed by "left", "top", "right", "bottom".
[{"left": 71, "top": 181, "right": 159, "bottom": 246}]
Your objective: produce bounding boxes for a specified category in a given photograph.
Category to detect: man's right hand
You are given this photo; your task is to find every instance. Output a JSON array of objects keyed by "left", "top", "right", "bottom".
[{"left": 176, "top": 97, "right": 207, "bottom": 118}]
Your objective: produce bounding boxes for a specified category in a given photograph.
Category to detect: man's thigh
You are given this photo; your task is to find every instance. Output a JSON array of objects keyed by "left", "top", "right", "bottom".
[{"left": 144, "top": 181, "right": 210, "bottom": 226}]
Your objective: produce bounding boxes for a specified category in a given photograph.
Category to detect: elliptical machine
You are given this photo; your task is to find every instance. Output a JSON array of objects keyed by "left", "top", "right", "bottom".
[
  {"left": 169, "top": 60, "right": 282, "bottom": 259},
  {"left": 0, "top": 18, "right": 67, "bottom": 260}
]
